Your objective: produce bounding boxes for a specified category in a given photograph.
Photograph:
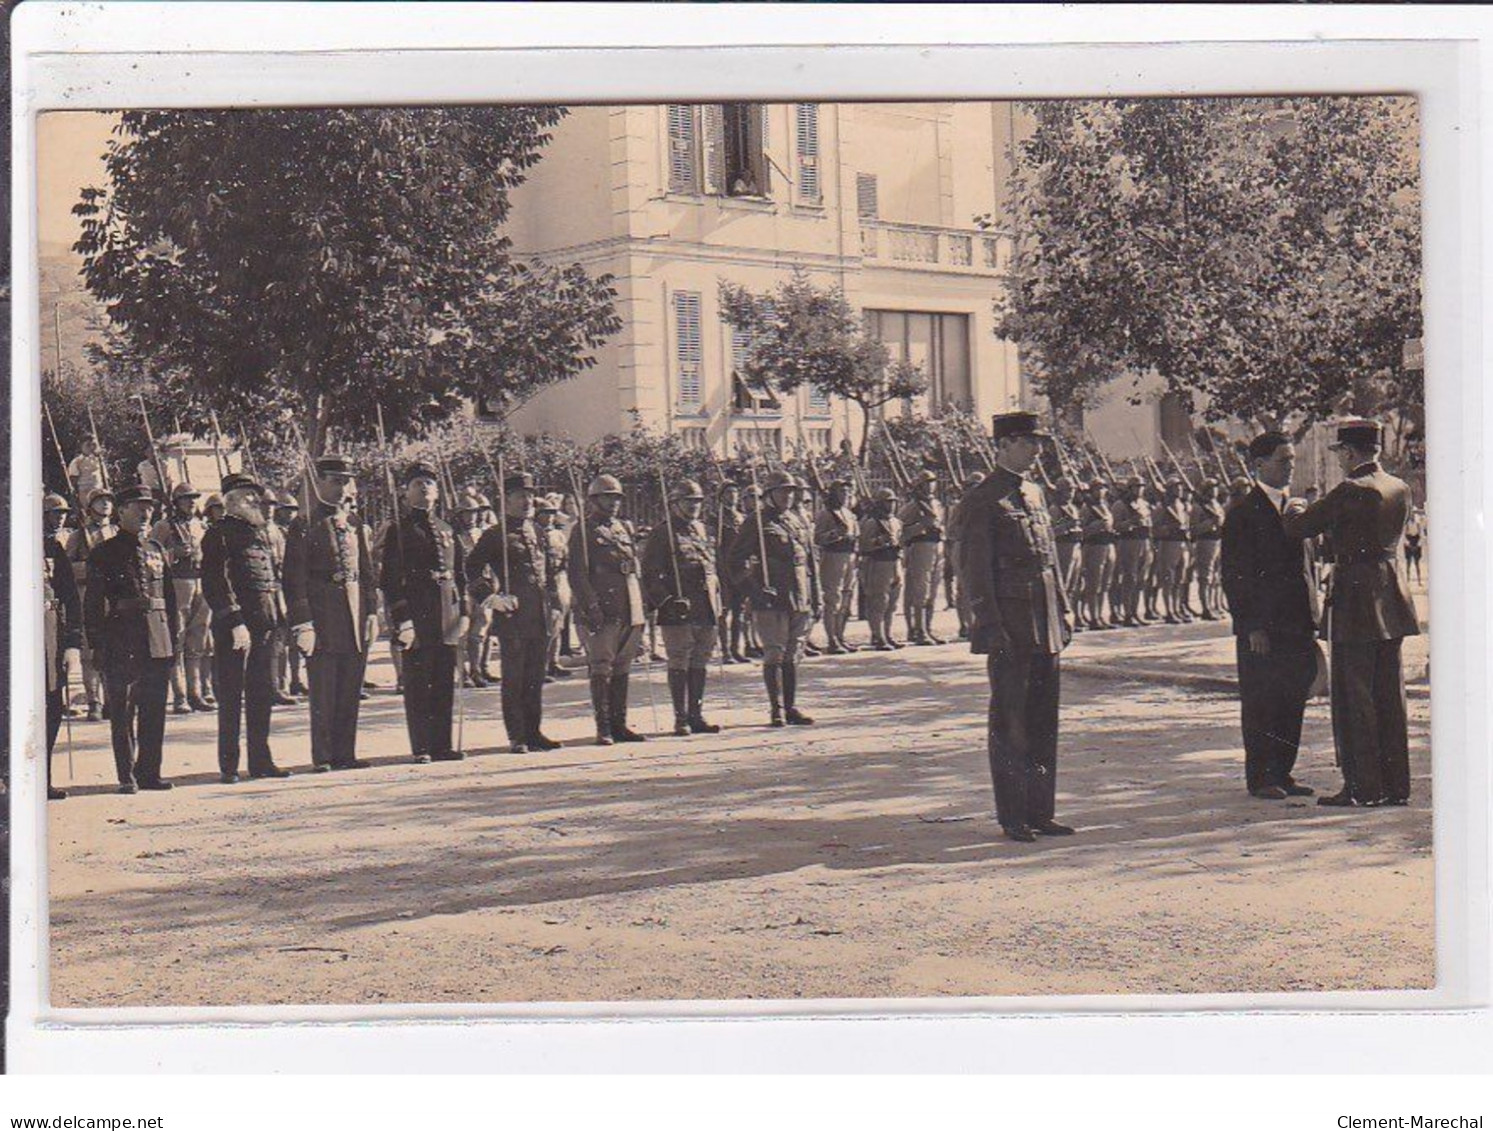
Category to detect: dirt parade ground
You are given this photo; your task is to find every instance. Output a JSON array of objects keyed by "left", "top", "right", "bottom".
[{"left": 47, "top": 604, "right": 1433, "bottom": 1009}]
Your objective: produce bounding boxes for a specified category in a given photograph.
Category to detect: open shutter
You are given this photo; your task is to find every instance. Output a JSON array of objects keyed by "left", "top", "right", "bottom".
[
  {"left": 674, "top": 291, "right": 703, "bottom": 408},
  {"left": 795, "top": 103, "right": 821, "bottom": 203},
  {"left": 667, "top": 104, "right": 698, "bottom": 194},
  {"left": 701, "top": 104, "right": 726, "bottom": 195}
]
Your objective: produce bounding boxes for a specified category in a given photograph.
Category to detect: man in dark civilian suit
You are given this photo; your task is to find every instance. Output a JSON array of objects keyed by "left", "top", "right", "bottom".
[
  {"left": 954, "top": 412, "right": 1074, "bottom": 843},
  {"left": 1220, "top": 432, "right": 1319, "bottom": 801},
  {"left": 284, "top": 455, "right": 378, "bottom": 771},
  {"left": 1283, "top": 419, "right": 1421, "bottom": 807},
  {"left": 381, "top": 460, "right": 468, "bottom": 764}
]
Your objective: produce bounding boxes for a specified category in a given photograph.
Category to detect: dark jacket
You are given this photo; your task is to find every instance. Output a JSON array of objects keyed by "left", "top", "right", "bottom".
[
  {"left": 284, "top": 503, "right": 376, "bottom": 653},
  {"left": 83, "top": 528, "right": 179, "bottom": 665},
  {"left": 1282, "top": 462, "right": 1420, "bottom": 643},
  {"left": 1220, "top": 486, "right": 1317, "bottom": 640},
  {"left": 955, "top": 466, "right": 1069, "bottom": 657},
  {"left": 381, "top": 508, "right": 467, "bottom": 649},
  {"left": 727, "top": 503, "right": 820, "bottom": 613},
  {"left": 201, "top": 514, "right": 288, "bottom": 635},
  {"left": 44, "top": 536, "right": 83, "bottom": 651},
  {"left": 467, "top": 514, "right": 549, "bottom": 637},
  {"left": 642, "top": 516, "right": 721, "bottom": 626},
  {"left": 568, "top": 513, "right": 645, "bottom": 627}
]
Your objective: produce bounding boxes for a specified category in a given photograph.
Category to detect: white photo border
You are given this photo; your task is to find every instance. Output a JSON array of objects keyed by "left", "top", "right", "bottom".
[{"left": 9, "top": 2, "right": 1490, "bottom": 1073}]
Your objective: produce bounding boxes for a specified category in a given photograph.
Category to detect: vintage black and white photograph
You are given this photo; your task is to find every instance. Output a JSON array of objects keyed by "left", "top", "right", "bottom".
[{"left": 33, "top": 92, "right": 1430, "bottom": 1009}]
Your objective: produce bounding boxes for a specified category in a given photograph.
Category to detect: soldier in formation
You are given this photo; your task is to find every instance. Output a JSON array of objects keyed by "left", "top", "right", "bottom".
[
  {"left": 67, "top": 486, "right": 117, "bottom": 720},
  {"left": 898, "top": 469, "right": 946, "bottom": 645},
  {"left": 43, "top": 492, "right": 81, "bottom": 800},
  {"left": 154, "top": 481, "right": 210, "bottom": 713},
  {"left": 813, "top": 476, "right": 859, "bottom": 655},
  {"left": 858, "top": 486, "right": 903, "bottom": 651}
]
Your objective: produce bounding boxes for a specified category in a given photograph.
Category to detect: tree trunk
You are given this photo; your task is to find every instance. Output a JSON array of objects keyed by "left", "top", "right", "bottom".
[{"left": 857, "top": 402, "right": 872, "bottom": 467}]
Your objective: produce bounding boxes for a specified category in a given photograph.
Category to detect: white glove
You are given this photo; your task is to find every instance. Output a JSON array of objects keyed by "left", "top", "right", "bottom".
[
  {"left": 294, "top": 625, "right": 316, "bottom": 656},
  {"left": 485, "top": 593, "right": 520, "bottom": 615},
  {"left": 230, "top": 624, "right": 252, "bottom": 651},
  {"left": 395, "top": 621, "right": 417, "bottom": 650}
]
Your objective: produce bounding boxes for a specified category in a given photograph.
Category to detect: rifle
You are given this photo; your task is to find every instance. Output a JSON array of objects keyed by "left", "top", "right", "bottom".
[
  {"left": 43, "top": 401, "right": 75, "bottom": 501},
  {"left": 1204, "top": 433, "right": 1230, "bottom": 483},
  {"left": 207, "top": 409, "right": 230, "bottom": 481},
  {"left": 1082, "top": 426, "right": 1119, "bottom": 485},
  {"left": 477, "top": 438, "right": 512, "bottom": 597},
  {"left": 656, "top": 466, "right": 686, "bottom": 607},
  {"left": 1157, "top": 436, "right": 1197, "bottom": 492},
  {"left": 172, "top": 413, "right": 192, "bottom": 485},
  {"left": 86, "top": 405, "right": 111, "bottom": 490},
  {"left": 136, "top": 395, "right": 171, "bottom": 500},
  {"left": 874, "top": 419, "right": 912, "bottom": 490},
  {"left": 287, "top": 418, "right": 332, "bottom": 509},
  {"left": 238, "top": 423, "right": 258, "bottom": 479},
  {"left": 746, "top": 458, "right": 772, "bottom": 592}
]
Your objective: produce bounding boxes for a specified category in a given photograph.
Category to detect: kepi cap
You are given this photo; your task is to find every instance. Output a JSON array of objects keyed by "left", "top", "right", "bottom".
[
  {"left": 990, "top": 411, "right": 1051, "bottom": 442},
  {"left": 114, "top": 482, "right": 160, "bottom": 508},
  {"left": 220, "top": 472, "right": 264, "bottom": 498},
  {"left": 314, "top": 454, "right": 357, "bottom": 479},
  {"left": 403, "top": 460, "right": 440, "bottom": 486},
  {"left": 1329, "top": 418, "right": 1382, "bottom": 451}
]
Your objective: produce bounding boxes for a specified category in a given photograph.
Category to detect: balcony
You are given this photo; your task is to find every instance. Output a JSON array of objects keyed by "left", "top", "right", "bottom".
[{"left": 858, "top": 220, "right": 1012, "bottom": 277}]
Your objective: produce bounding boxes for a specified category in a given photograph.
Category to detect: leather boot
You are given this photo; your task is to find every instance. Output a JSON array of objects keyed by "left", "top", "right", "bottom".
[
  {"left": 764, "top": 663, "right": 784, "bottom": 727},
  {"left": 609, "top": 673, "right": 647, "bottom": 742},
  {"left": 781, "top": 660, "right": 814, "bottom": 725},
  {"left": 590, "top": 674, "right": 614, "bottom": 746},
  {"left": 667, "top": 669, "right": 690, "bottom": 736},
  {"left": 687, "top": 667, "right": 721, "bottom": 733}
]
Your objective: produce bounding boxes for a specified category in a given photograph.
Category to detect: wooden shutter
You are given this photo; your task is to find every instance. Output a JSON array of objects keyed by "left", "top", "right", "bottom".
[
  {"left": 856, "top": 172, "right": 879, "bottom": 219},
  {"left": 667, "top": 105, "right": 697, "bottom": 194},
  {"left": 674, "top": 291, "right": 703, "bottom": 407},
  {"left": 701, "top": 104, "right": 726, "bottom": 195},
  {"left": 795, "top": 104, "right": 821, "bottom": 203}
]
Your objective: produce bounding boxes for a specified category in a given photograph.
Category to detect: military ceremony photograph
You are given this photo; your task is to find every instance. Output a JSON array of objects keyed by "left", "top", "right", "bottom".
[{"left": 30, "top": 92, "right": 1431, "bottom": 1008}]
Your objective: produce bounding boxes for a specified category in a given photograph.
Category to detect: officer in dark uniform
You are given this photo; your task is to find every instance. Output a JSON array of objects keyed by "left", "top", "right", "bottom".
[
  {"left": 200, "top": 471, "right": 294, "bottom": 783},
  {"left": 1283, "top": 418, "right": 1421, "bottom": 807},
  {"left": 569, "top": 474, "right": 648, "bottom": 746},
  {"left": 955, "top": 412, "right": 1074, "bottom": 842},
  {"left": 284, "top": 455, "right": 376, "bottom": 771},
  {"left": 727, "top": 471, "right": 820, "bottom": 727},
  {"left": 642, "top": 478, "right": 723, "bottom": 736},
  {"left": 382, "top": 460, "right": 468, "bottom": 763},
  {"left": 467, "top": 470, "right": 554, "bottom": 754},
  {"left": 84, "top": 483, "right": 179, "bottom": 793},
  {"left": 44, "top": 492, "right": 82, "bottom": 800}
]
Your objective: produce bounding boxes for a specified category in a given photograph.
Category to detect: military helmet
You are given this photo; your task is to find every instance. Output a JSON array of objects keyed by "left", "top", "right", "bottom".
[
  {"left": 588, "top": 474, "right": 624, "bottom": 497},
  {"left": 204, "top": 493, "right": 225, "bottom": 510},
  {"left": 670, "top": 478, "right": 705, "bottom": 501},
  {"left": 762, "top": 470, "right": 798, "bottom": 493},
  {"left": 83, "top": 486, "right": 115, "bottom": 510},
  {"left": 172, "top": 482, "right": 202, "bottom": 501},
  {"left": 276, "top": 490, "right": 300, "bottom": 510},
  {"left": 873, "top": 487, "right": 897, "bottom": 503},
  {"left": 535, "top": 493, "right": 560, "bottom": 514},
  {"left": 43, "top": 491, "right": 71, "bottom": 513}
]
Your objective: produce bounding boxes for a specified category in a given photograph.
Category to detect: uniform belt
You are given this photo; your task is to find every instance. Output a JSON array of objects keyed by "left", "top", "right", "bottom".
[
  {"left": 313, "top": 571, "right": 359, "bottom": 585},
  {"left": 418, "top": 569, "right": 454, "bottom": 580},
  {"left": 1195, "top": 532, "right": 1221, "bottom": 540},
  {"left": 1336, "top": 549, "right": 1397, "bottom": 564},
  {"left": 866, "top": 548, "right": 900, "bottom": 562},
  {"left": 114, "top": 597, "right": 167, "bottom": 611},
  {"left": 245, "top": 582, "right": 283, "bottom": 594},
  {"left": 822, "top": 542, "right": 856, "bottom": 555},
  {"left": 908, "top": 533, "right": 942, "bottom": 544},
  {"left": 1056, "top": 534, "right": 1082, "bottom": 544},
  {"left": 1118, "top": 531, "right": 1151, "bottom": 540},
  {"left": 1156, "top": 535, "right": 1189, "bottom": 542},
  {"left": 1083, "top": 534, "right": 1115, "bottom": 544}
]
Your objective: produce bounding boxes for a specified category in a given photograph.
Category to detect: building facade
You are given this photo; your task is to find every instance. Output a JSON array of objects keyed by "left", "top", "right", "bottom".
[{"left": 503, "top": 101, "right": 1027, "bottom": 454}]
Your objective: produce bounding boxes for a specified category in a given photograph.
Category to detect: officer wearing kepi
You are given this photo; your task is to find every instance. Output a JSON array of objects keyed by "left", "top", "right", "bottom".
[
  {"left": 381, "top": 460, "right": 468, "bottom": 764},
  {"left": 569, "top": 474, "right": 649, "bottom": 746},
  {"left": 43, "top": 492, "right": 82, "bottom": 801},
  {"left": 954, "top": 412, "right": 1074, "bottom": 843},
  {"left": 84, "top": 483, "right": 179, "bottom": 793},
  {"left": 200, "top": 471, "right": 294, "bottom": 783},
  {"left": 284, "top": 454, "right": 377, "bottom": 772},
  {"left": 728, "top": 471, "right": 821, "bottom": 727},
  {"left": 642, "top": 478, "right": 724, "bottom": 736},
  {"left": 468, "top": 470, "right": 556, "bottom": 754}
]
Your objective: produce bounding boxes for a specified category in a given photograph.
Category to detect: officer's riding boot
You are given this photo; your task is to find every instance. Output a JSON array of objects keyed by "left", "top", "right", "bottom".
[
  {"left": 764, "top": 663, "right": 784, "bottom": 727},
  {"left": 589, "top": 674, "right": 614, "bottom": 746},
  {"left": 609, "top": 673, "right": 647, "bottom": 742},
  {"left": 781, "top": 661, "right": 814, "bottom": 726},
  {"left": 687, "top": 667, "right": 721, "bottom": 733},
  {"left": 667, "top": 669, "right": 691, "bottom": 736},
  {"left": 730, "top": 615, "right": 748, "bottom": 663}
]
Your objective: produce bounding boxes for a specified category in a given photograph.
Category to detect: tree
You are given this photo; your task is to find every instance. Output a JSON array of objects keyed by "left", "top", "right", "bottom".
[
  {"left": 995, "top": 97, "right": 1422, "bottom": 429},
  {"left": 718, "top": 271, "right": 926, "bottom": 461},
  {"left": 74, "top": 108, "right": 622, "bottom": 455}
]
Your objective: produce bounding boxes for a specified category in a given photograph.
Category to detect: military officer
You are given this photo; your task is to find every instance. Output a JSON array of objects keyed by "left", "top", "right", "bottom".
[
  {"left": 1282, "top": 419, "right": 1421, "bottom": 808},
  {"left": 66, "top": 486, "right": 117, "bottom": 720},
  {"left": 84, "top": 483, "right": 179, "bottom": 793},
  {"left": 898, "top": 470, "right": 946, "bottom": 645},
  {"left": 858, "top": 486, "right": 903, "bottom": 651},
  {"left": 1153, "top": 478, "right": 1194, "bottom": 624},
  {"left": 200, "top": 472, "right": 294, "bottom": 783},
  {"left": 813, "top": 477, "right": 860, "bottom": 655},
  {"left": 382, "top": 460, "right": 468, "bottom": 764},
  {"left": 284, "top": 455, "right": 377, "bottom": 771},
  {"left": 204, "top": 492, "right": 226, "bottom": 527},
  {"left": 716, "top": 483, "right": 749, "bottom": 663},
  {"left": 1078, "top": 481, "right": 1116, "bottom": 629},
  {"left": 153, "top": 481, "right": 209, "bottom": 714},
  {"left": 44, "top": 492, "right": 82, "bottom": 800},
  {"left": 642, "top": 478, "right": 724, "bottom": 736},
  {"left": 469, "top": 471, "right": 555, "bottom": 753},
  {"left": 1111, "top": 477, "right": 1154, "bottom": 627},
  {"left": 955, "top": 412, "right": 1074, "bottom": 843},
  {"left": 568, "top": 474, "right": 648, "bottom": 746},
  {"left": 728, "top": 471, "right": 820, "bottom": 727}
]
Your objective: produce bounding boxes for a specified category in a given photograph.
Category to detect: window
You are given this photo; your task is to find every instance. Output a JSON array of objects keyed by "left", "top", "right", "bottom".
[
  {"left": 864, "top": 310, "right": 972, "bottom": 415},
  {"left": 721, "top": 103, "right": 769, "bottom": 198},
  {"left": 729, "top": 306, "right": 781, "bottom": 415},
  {"left": 806, "top": 384, "right": 830, "bottom": 417},
  {"left": 673, "top": 291, "right": 703, "bottom": 410},
  {"left": 856, "top": 172, "right": 879, "bottom": 219},
  {"left": 795, "top": 104, "right": 821, "bottom": 204},
  {"left": 667, "top": 104, "right": 698, "bottom": 194}
]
